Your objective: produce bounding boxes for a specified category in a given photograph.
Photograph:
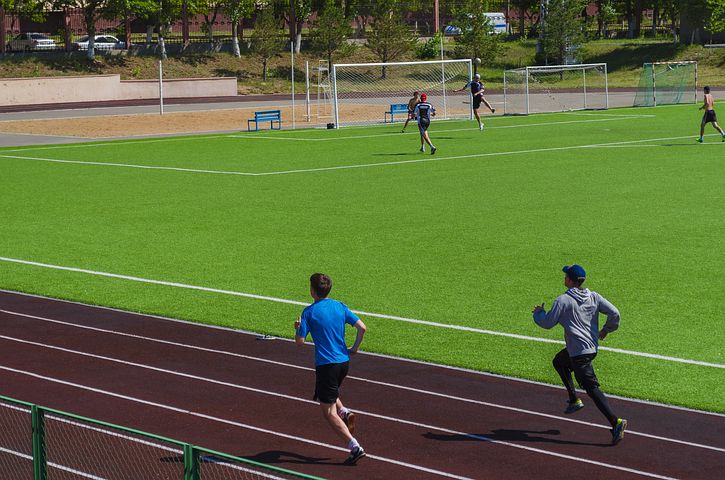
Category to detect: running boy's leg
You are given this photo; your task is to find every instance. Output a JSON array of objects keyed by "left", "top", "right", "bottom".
[
  {"left": 552, "top": 349, "right": 579, "bottom": 403},
  {"left": 481, "top": 96, "right": 496, "bottom": 113},
  {"left": 571, "top": 354, "right": 618, "bottom": 427}
]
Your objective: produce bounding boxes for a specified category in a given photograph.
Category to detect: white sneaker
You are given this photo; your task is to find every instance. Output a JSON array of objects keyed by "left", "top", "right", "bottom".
[
  {"left": 479, "top": 124, "right": 484, "bottom": 131},
  {"left": 420, "top": 147, "right": 425, "bottom": 152}
]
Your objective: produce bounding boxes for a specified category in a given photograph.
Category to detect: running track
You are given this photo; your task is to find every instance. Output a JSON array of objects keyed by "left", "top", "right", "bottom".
[{"left": 0, "top": 290, "right": 723, "bottom": 479}]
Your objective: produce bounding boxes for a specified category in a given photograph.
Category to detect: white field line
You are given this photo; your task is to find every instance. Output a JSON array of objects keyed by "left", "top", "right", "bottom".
[
  {"left": 0, "top": 364, "right": 681, "bottom": 480},
  {"left": 0, "top": 134, "right": 236, "bottom": 153},
  {"left": 1, "top": 133, "right": 714, "bottom": 178},
  {"left": 1, "top": 255, "right": 722, "bottom": 369},
  {"left": 229, "top": 115, "right": 655, "bottom": 142},
  {"left": 0, "top": 366, "right": 472, "bottom": 480},
  {"left": 0, "top": 154, "right": 258, "bottom": 176},
  {"left": 0, "top": 330, "right": 722, "bottom": 455},
  {"left": 0, "top": 446, "right": 108, "bottom": 479},
  {"left": 3, "top": 288, "right": 721, "bottom": 418}
]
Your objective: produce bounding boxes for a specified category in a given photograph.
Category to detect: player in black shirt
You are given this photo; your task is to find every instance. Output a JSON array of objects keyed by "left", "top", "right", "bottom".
[
  {"left": 455, "top": 73, "right": 495, "bottom": 131},
  {"left": 413, "top": 93, "right": 437, "bottom": 154}
]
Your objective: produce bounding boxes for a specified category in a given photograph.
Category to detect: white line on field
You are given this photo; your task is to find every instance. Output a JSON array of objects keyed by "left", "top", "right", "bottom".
[
  {"left": 4, "top": 288, "right": 721, "bottom": 417},
  {"left": 1, "top": 133, "right": 715, "bottom": 178},
  {"left": 0, "top": 366, "right": 473, "bottom": 479},
  {"left": 229, "top": 116, "right": 655, "bottom": 142},
  {"left": 0, "top": 364, "right": 681, "bottom": 479},
  {"left": 0, "top": 327, "right": 722, "bottom": 454},
  {"left": 0, "top": 256, "right": 722, "bottom": 369}
]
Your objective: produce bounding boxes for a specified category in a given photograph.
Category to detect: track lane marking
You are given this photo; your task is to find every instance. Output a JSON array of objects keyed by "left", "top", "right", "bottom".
[
  {"left": 0, "top": 363, "right": 679, "bottom": 480},
  {"left": 4, "top": 288, "right": 721, "bottom": 417},
  {"left": 0, "top": 258, "right": 721, "bottom": 370},
  {"left": 1, "top": 319, "right": 723, "bottom": 453},
  {"left": 0, "top": 365, "right": 473, "bottom": 480}
]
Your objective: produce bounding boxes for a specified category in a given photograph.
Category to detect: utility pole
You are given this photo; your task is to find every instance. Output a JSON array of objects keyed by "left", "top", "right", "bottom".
[
  {"left": 434, "top": 0, "right": 440, "bottom": 33},
  {"left": 536, "top": 0, "right": 547, "bottom": 63}
]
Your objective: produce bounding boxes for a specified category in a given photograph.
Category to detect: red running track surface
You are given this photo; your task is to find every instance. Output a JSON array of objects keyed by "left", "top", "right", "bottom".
[{"left": 0, "top": 290, "right": 723, "bottom": 479}]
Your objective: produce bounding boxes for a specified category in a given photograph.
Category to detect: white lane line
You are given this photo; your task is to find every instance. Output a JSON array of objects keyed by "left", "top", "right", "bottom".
[
  {"left": 0, "top": 366, "right": 473, "bottom": 480},
  {"left": 2, "top": 130, "right": 702, "bottom": 179},
  {"left": 0, "top": 363, "right": 680, "bottom": 480},
  {"left": 0, "top": 446, "right": 108, "bottom": 479},
  {"left": 0, "top": 257, "right": 722, "bottom": 370},
  {"left": 0, "top": 154, "right": 258, "bottom": 176},
  {"left": 1, "top": 316, "right": 723, "bottom": 453},
  {"left": 3, "top": 287, "right": 720, "bottom": 417},
  {"left": 0, "top": 134, "right": 237, "bottom": 153}
]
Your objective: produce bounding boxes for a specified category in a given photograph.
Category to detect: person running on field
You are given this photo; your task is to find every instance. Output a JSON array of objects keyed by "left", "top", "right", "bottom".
[
  {"left": 295, "top": 273, "right": 367, "bottom": 465},
  {"left": 414, "top": 93, "right": 436, "bottom": 154},
  {"left": 532, "top": 264, "right": 627, "bottom": 445},
  {"left": 698, "top": 86, "right": 725, "bottom": 143},
  {"left": 401, "top": 91, "right": 421, "bottom": 133},
  {"left": 455, "top": 73, "right": 495, "bottom": 131}
]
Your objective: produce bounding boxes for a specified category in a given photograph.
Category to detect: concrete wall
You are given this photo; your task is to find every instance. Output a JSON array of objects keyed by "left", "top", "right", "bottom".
[{"left": 0, "top": 74, "right": 237, "bottom": 106}]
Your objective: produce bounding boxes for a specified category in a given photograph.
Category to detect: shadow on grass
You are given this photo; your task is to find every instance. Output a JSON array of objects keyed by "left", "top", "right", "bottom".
[
  {"left": 423, "top": 428, "right": 611, "bottom": 447},
  {"left": 239, "top": 450, "right": 335, "bottom": 466}
]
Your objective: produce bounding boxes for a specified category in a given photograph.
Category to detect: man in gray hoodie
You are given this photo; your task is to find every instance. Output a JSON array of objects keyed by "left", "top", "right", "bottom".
[{"left": 533, "top": 264, "right": 627, "bottom": 445}]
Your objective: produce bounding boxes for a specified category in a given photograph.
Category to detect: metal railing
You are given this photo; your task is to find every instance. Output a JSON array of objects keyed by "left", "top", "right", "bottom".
[{"left": 0, "top": 395, "right": 326, "bottom": 480}]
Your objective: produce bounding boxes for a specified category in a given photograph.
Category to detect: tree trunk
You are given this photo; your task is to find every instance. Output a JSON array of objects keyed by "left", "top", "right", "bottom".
[
  {"left": 125, "top": 14, "right": 132, "bottom": 51},
  {"left": 625, "top": 0, "right": 634, "bottom": 38},
  {"left": 519, "top": 6, "right": 525, "bottom": 37},
  {"left": 159, "top": 29, "right": 167, "bottom": 60},
  {"left": 596, "top": 0, "right": 603, "bottom": 38},
  {"left": 289, "top": 0, "right": 297, "bottom": 47},
  {"left": 231, "top": 22, "right": 240, "bottom": 57},
  {"left": 263, "top": 58, "right": 268, "bottom": 81},
  {"left": 633, "top": 0, "right": 643, "bottom": 38},
  {"left": 0, "top": 7, "right": 5, "bottom": 55},
  {"left": 146, "top": 25, "right": 154, "bottom": 45},
  {"left": 651, "top": 0, "right": 659, "bottom": 37},
  {"left": 64, "top": 8, "right": 72, "bottom": 52},
  {"left": 86, "top": 13, "right": 96, "bottom": 61},
  {"left": 295, "top": 19, "right": 303, "bottom": 53}
]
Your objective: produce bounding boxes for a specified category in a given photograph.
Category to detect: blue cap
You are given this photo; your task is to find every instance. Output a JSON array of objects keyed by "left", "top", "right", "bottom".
[{"left": 563, "top": 264, "right": 586, "bottom": 281}]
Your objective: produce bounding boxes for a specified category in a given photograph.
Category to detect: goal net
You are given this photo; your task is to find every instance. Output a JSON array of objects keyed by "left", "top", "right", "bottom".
[
  {"left": 503, "top": 63, "right": 609, "bottom": 115},
  {"left": 331, "top": 59, "right": 473, "bottom": 127},
  {"left": 633, "top": 61, "right": 697, "bottom": 107}
]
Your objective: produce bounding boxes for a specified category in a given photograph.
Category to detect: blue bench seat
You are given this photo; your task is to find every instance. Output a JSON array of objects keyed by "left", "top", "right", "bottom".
[
  {"left": 384, "top": 103, "right": 409, "bottom": 123},
  {"left": 247, "top": 110, "right": 282, "bottom": 131}
]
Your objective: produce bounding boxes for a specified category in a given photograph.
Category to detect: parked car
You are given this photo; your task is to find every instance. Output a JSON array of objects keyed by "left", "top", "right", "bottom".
[
  {"left": 444, "top": 13, "right": 508, "bottom": 36},
  {"left": 7, "top": 33, "right": 57, "bottom": 52},
  {"left": 72, "top": 35, "right": 127, "bottom": 51}
]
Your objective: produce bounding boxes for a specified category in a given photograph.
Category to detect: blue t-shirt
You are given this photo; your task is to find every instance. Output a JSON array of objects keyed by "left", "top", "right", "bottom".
[{"left": 297, "top": 298, "right": 360, "bottom": 366}]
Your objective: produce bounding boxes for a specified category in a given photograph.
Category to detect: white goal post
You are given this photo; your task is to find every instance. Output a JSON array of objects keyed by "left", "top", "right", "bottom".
[
  {"left": 503, "top": 63, "right": 609, "bottom": 115},
  {"left": 331, "top": 59, "right": 473, "bottom": 128}
]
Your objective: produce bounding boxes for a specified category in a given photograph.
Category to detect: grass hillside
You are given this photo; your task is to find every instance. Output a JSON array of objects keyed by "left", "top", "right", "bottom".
[{"left": 1, "top": 38, "right": 724, "bottom": 94}]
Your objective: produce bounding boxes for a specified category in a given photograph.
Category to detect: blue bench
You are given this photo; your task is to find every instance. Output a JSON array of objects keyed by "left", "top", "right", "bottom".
[
  {"left": 384, "top": 103, "right": 409, "bottom": 123},
  {"left": 247, "top": 110, "right": 281, "bottom": 131}
]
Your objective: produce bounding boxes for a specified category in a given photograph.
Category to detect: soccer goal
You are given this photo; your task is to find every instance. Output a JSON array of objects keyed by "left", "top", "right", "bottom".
[
  {"left": 503, "top": 63, "right": 609, "bottom": 115},
  {"left": 331, "top": 59, "right": 473, "bottom": 127},
  {"left": 632, "top": 61, "right": 697, "bottom": 107}
]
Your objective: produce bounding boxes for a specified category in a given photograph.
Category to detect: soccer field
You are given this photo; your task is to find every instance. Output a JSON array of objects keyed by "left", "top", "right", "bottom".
[{"left": 1, "top": 104, "right": 723, "bottom": 413}]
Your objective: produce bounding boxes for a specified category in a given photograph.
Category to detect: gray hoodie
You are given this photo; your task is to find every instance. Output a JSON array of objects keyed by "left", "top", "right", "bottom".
[{"left": 533, "top": 288, "right": 620, "bottom": 357}]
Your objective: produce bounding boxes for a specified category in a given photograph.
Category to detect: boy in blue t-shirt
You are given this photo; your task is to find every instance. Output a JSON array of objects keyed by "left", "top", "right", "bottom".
[{"left": 295, "top": 273, "right": 367, "bottom": 465}]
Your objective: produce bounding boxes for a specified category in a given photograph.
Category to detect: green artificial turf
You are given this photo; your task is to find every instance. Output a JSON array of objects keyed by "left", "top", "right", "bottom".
[{"left": 1, "top": 103, "right": 724, "bottom": 412}]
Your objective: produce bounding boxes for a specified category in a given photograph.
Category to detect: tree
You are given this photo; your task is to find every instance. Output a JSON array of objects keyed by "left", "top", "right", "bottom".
[
  {"left": 221, "top": 0, "right": 255, "bottom": 57},
  {"left": 366, "top": 1, "right": 416, "bottom": 77},
  {"left": 199, "top": 0, "right": 223, "bottom": 47},
  {"left": 1, "top": 0, "right": 47, "bottom": 54},
  {"left": 511, "top": 0, "right": 537, "bottom": 37},
  {"left": 597, "top": 0, "right": 617, "bottom": 38},
  {"left": 51, "top": 0, "right": 108, "bottom": 61},
  {"left": 310, "top": 1, "right": 353, "bottom": 69},
  {"left": 251, "top": 6, "right": 283, "bottom": 81},
  {"left": 451, "top": 0, "right": 502, "bottom": 67},
  {"left": 705, "top": 0, "right": 725, "bottom": 42},
  {"left": 542, "top": 0, "right": 587, "bottom": 65},
  {"left": 132, "top": 0, "right": 183, "bottom": 59}
]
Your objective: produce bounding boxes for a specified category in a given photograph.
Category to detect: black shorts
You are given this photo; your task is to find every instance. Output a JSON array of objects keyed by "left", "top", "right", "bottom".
[
  {"left": 418, "top": 118, "right": 430, "bottom": 134},
  {"left": 554, "top": 349, "right": 600, "bottom": 391},
  {"left": 314, "top": 361, "right": 349, "bottom": 404},
  {"left": 703, "top": 110, "right": 718, "bottom": 124},
  {"left": 472, "top": 96, "right": 482, "bottom": 110}
]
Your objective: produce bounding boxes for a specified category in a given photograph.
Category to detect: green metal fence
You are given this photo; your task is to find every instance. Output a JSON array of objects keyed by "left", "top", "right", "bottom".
[{"left": 0, "top": 395, "right": 326, "bottom": 480}]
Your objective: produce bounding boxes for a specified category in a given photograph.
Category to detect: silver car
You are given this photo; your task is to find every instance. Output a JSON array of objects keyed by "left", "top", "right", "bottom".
[
  {"left": 72, "top": 35, "right": 127, "bottom": 51},
  {"left": 8, "top": 33, "right": 57, "bottom": 52}
]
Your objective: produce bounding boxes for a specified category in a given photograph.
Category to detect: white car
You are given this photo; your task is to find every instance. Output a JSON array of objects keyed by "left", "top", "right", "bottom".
[
  {"left": 8, "top": 33, "right": 57, "bottom": 52},
  {"left": 72, "top": 35, "right": 127, "bottom": 51}
]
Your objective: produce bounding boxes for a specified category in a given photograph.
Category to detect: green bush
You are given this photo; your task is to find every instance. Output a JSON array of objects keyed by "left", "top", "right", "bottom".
[{"left": 416, "top": 32, "right": 443, "bottom": 59}]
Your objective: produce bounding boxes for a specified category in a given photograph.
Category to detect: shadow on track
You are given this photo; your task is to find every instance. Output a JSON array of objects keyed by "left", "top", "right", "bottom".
[{"left": 423, "top": 428, "right": 610, "bottom": 447}]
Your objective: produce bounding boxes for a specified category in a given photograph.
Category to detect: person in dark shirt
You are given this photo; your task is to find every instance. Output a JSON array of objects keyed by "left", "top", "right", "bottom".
[
  {"left": 455, "top": 73, "right": 495, "bottom": 131},
  {"left": 413, "top": 93, "right": 437, "bottom": 154}
]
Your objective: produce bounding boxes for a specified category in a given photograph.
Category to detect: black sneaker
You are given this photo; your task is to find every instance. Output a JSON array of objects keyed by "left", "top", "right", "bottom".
[
  {"left": 611, "top": 418, "right": 627, "bottom": 445},
  {"left": 430, "top": 146, "right": 437, "bottom": 155},
  {"left": 343, "top": 411, "right": 356, "bottom": 435},
  {"left": 344, "top": 446, "right": 366, "bottom": 465}
]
